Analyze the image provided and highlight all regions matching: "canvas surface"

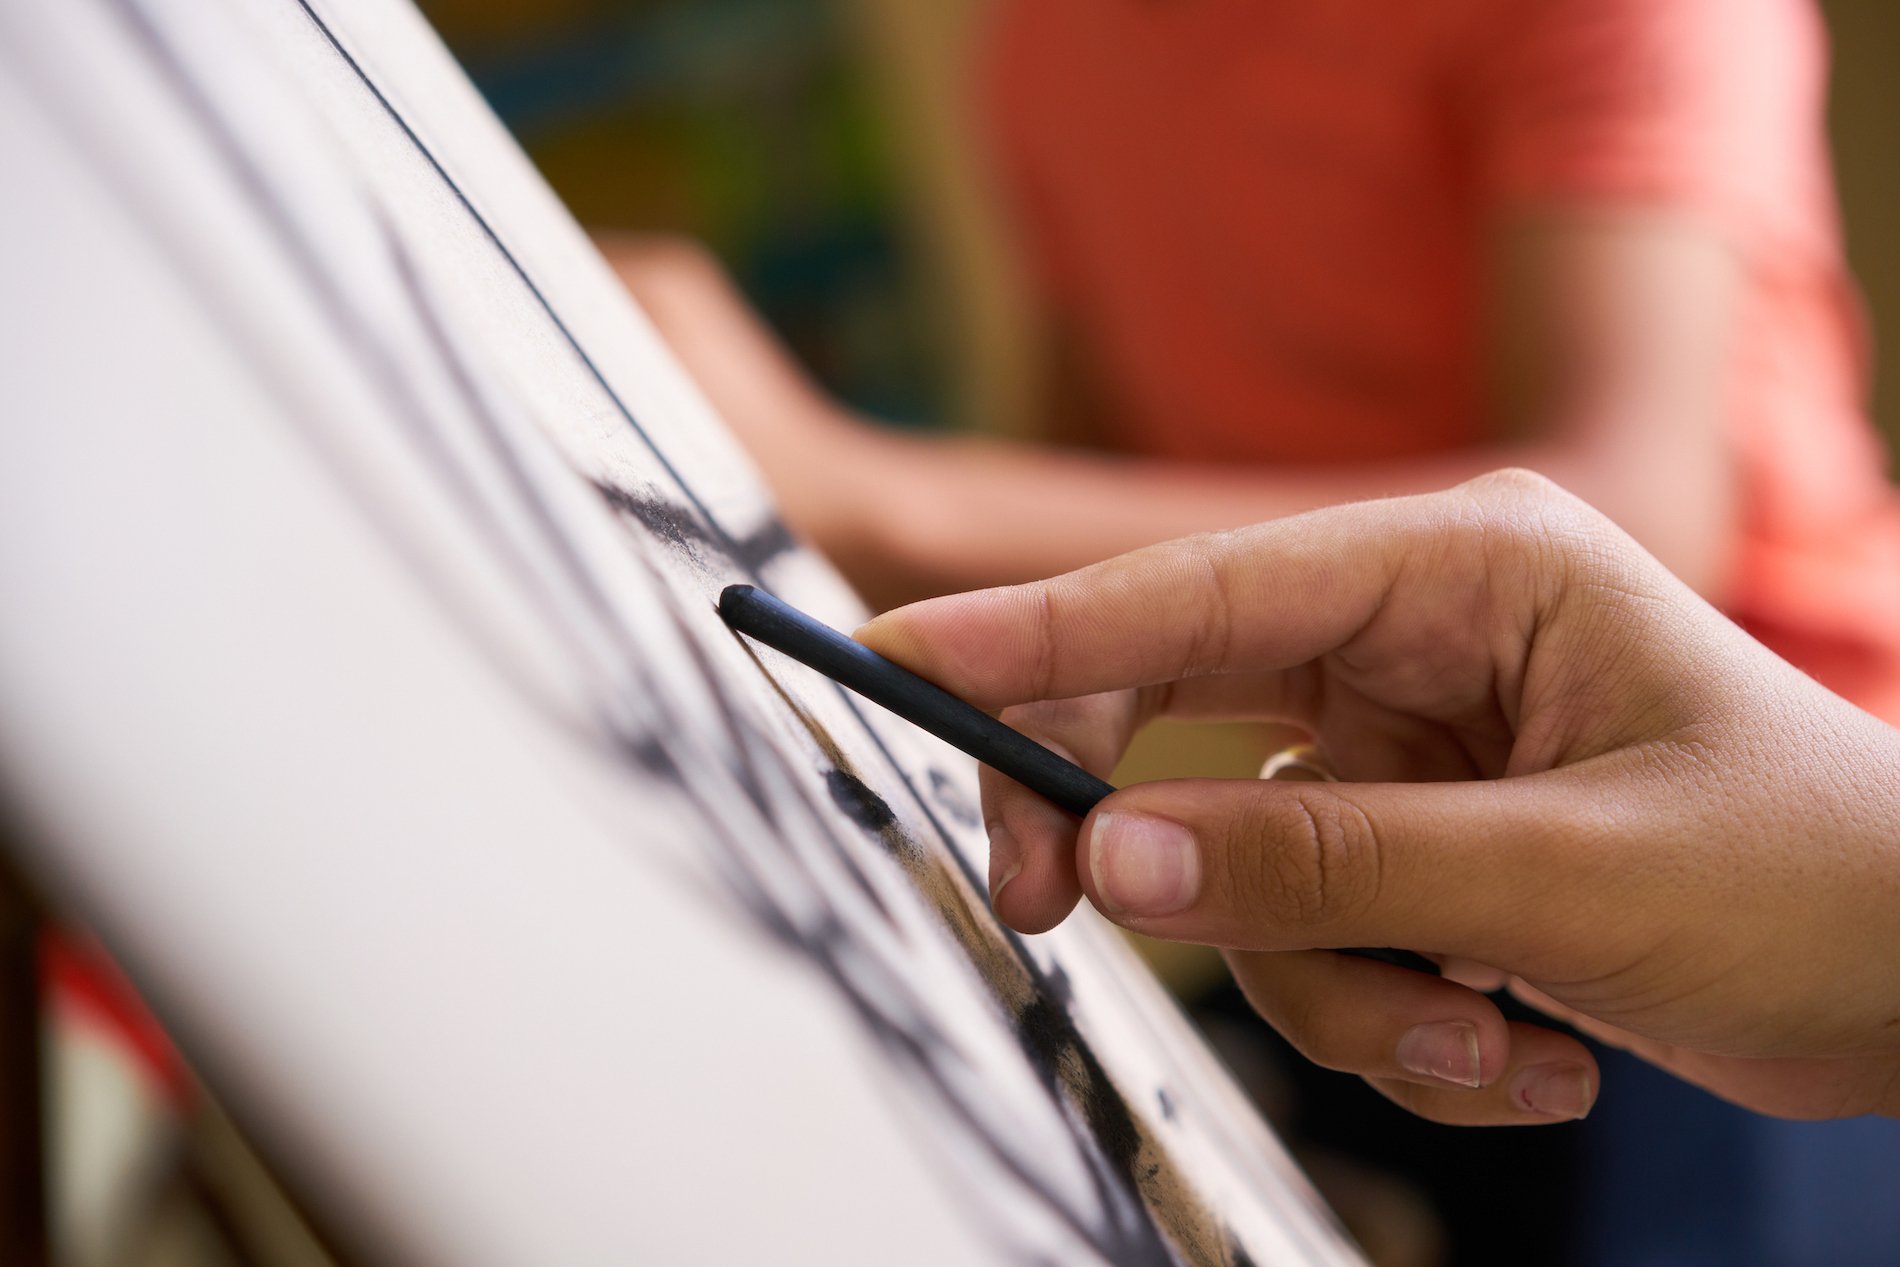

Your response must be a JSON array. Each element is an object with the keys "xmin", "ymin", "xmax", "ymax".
[{"xmin": 0, "ymin": 2, "xmax": 1365, "ymax": 1262}]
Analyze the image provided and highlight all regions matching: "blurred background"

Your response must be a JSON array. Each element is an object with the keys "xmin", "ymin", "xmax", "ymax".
[
  {"xmin": 16, "ymin": 2, "xmax": 1900, "ymax": 1265},
  {"xmin": 411, "ymin": 0, "xmax": 1900, "ymax": 450}
]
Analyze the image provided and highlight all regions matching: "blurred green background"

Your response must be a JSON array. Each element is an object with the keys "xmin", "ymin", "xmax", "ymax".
[{"xmin": 418, "ymin": 0, "xmax": 944, "ymax": 428}]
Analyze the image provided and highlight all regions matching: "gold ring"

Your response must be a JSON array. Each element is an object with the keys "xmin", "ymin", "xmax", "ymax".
[{"xmin": 1259, "ymin": 742, "xmax": 1335, "ymax": 783}]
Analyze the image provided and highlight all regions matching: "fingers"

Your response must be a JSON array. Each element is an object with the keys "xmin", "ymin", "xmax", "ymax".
[
  {"xmin": 856, "ymin": 472, "xmax": 1611, "ymax": 715},
  {"xmin": 984, "ymin": 692, "xmax": 1147, "ymax": 933},
  {"xmin": 1364, "ymin": 1021, "xmax": 1598, "ymax": 1125},
  {"xmin": 1226, "ymin": 950, "xmax": 1505, "ymax": 1089},
  {"xmin": 1226, "ymin": 950, "xmax": 1598, "ymax": 1124},
  {"xmin": 1074, "ymin": 773, "xmax": 1604, "ymax": 973},
  {"xmin": 856, "ymin": 493, "xmax": 1460, "ymax": 712}
]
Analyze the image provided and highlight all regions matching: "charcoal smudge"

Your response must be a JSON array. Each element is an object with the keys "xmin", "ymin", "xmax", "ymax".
[
  {"xmin": 826, "ymin": 766, "xmax": 898, "ymax": 834},
  {"xmin": 594, "ymin": 480, "xmax": 795, "ymax": 573},
  {"xmin": 1018, "ymin": 989, "xmax": 1145, "ymax": 1179}
]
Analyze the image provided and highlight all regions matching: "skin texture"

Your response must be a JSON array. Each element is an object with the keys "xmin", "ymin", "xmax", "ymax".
[
  {"xmin": 600, "ymin": 214, "xmax": 1739, "ymax": 611},
  {"xmin": 857, "ymin": 472, "xmax": 1900, "ymax": 1127}
]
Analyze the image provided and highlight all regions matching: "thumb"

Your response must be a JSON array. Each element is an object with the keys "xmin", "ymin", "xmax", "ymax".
[{"xmin": 1076, "ymin": 774, "xmax": 1605, "ymax": 971}]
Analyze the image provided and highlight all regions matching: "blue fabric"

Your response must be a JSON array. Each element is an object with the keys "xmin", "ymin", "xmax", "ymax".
[{"xmin": 1576, "ymin": 1045, "xmax": 1900, "ymax": 1267}]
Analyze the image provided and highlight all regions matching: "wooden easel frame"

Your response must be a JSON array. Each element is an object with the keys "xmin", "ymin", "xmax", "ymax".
[{"xmin": 0, "ymin": 841, "xmax": 47, "ymax": 1266}]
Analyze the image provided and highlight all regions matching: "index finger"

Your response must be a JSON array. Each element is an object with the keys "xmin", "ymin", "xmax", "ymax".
[{"xmin": 856, "ymin": 491, "xmax": 1463, "ymax": 711}]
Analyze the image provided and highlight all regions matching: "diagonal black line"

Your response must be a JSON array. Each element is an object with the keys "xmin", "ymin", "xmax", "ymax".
[
  {"xmin": 25, "ymin": 6, "xmax": 1269, "ymax": 1259},
  {"xmin": 270, "ymin": 19, "xmax": 1264, "ymax": 1258},
  {"xmin": 283, "ymin": 0, "xmax": 996, "ymax": 901},
  {"xmin": 288, "ymin": 0, "xmax": 733, "ymax": 553}
]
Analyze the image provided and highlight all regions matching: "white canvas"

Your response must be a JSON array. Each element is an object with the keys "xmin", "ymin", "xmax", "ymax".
[{"xmin": 0, "ymin": 2, "xmax": 1367, "ymax": 1263}]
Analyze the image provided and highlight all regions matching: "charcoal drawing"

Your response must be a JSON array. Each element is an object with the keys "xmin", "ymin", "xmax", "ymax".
[{"xmin": 0, "ymin": 0, "xmax": 1367, "ymax": 1261}]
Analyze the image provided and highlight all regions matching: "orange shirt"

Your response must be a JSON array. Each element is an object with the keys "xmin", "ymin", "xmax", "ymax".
[{"xmin": 984, "ymin": 0, "xmax": 1900, "ymax": 719}]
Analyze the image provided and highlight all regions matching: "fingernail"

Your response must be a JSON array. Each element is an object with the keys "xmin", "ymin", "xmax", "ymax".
[
  {"xmin": 1395, "ymin": 1021, "xmax": 1482, "ymax": 1088},
  {"xmin": 1089, "ymin": 812, "xmax": 1199, "ymax": 916},
  {"xmin": 1511, "ymin": 1063, "xmax": 1593, "ymax": 1119},
  {"xmin": 987, "ymin": 822, "xmax": 1023, "ymax": 905}
]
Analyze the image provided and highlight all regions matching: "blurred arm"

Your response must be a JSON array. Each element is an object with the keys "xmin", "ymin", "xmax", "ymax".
[{"xmin": 603, "ymin": 215, "xmax": 1740, "ymax": 610}]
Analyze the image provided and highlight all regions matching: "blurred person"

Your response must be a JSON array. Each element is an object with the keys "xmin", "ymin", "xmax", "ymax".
[
  {"xmin": 612, "ymin": 0, "xmax": 1900, "ymax": 702},
  {"xmin": 602, "ymin": 0, "xmax": 1900, "ymax": 1261}
]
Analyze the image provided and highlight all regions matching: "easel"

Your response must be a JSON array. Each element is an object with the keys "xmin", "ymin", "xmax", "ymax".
[{"xmin": 0, "ymin": 842, "xmax": 47, "ymax": 1265}]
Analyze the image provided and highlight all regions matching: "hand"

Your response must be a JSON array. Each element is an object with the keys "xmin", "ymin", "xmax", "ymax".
[{"xmin": 858, "ymin": 470, "xmax": 1900, "ymax": 1126}]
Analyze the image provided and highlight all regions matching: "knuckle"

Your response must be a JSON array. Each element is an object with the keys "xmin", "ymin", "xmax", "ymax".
[
  {"xmin": 1456, "ymin": 468, "xmax": 1576, "ymax": 539},
  {"xmin": 1242, "ymin": 790, "xmax": 1383, "ymax": 930},
  {"xmin": 1180, "ymin": 542, "xmax": 1238, "ymax": 677},
  {"xmin": 1274, "ymin": 993, "xmax": 1358, "ymax": 1073},
  {"xmin": 1465, "ymin": 466, "xmax": 1560, "ymax": 501},
  {"xmin": 1450, "ymin": 468, "xmax": 1612, "ymax": 588},
  {"xmin": 1030, "ymin": 584, "xmax": 1061, "ymax": 702},
  {"xmin": 1228, "ymin": 956, "xmax": 1356, "ymax": 1072}
]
